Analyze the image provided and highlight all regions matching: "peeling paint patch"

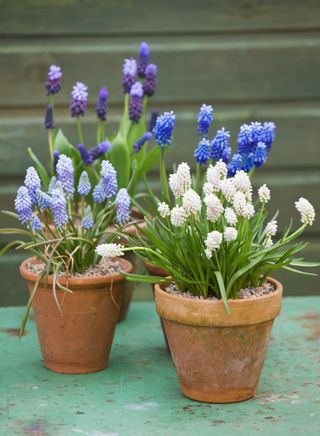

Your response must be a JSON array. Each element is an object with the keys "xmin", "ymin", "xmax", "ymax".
[
  {"xmin": 256, "ymin": 393, "xmax": 299, "ymax": 403},
  {"xmin": 125, "ymin": 402, "xmax": 158, "ymax": 411},
  {"xmin": 0, "ymin": 327, "xmax": 26, "ymax": 336}
]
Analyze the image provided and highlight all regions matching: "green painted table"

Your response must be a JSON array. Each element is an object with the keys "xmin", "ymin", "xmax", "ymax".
[{"xmin": 0, "ymin": 299, "xmax": 320, "ymax": 436}]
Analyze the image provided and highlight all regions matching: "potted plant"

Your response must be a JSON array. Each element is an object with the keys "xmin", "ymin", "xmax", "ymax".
[
  {"xmin": 97, "ymin": 109, "xmax": 318, "ymax": 402},
  {"xmin": 0, "ymin": 156, "xmax": 133, "ymax": 374}
]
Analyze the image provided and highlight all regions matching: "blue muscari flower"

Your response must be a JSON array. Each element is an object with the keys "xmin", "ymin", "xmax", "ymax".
[
  {"xmin": 260, "ymin": 122, "xmax": 276, "ymax": 151},
  {"xmin": 242, "ymin": 152, "xmax": 255, "ymax": 172},
  {"xmin": 148, "ymin": 111, "xmax": 159, "ymax": 132},
  {"xmin": 227, "ymin": 153, "xmax": 243, "ymax": 176},
  {"xmin": 211, "ymin": 128, "xmax": 230, "ymax": 160},
  {"xmin": 153, "ymin": 111, "xmax": 176, "ymax": 147},
  {"xmin": 81, "ymin": 205, "xmax": 94, "ymax": 230},
  {"xmin": 92, "ymin": 181, "xmax": 107, "ymax": 203},
  {"xmin": 129, "ymin": 82, "xmax": 144, "ymax": 122},
  {"xmin": 24, "ymin": 167, "xmax": 41, "ymax": 206},
  {"xmin": 48, "ymin": 176, "xmax": 57, "ymax": 194},
  {"xmin": 194, "ymin": 138, "xmax": 211, "ymax": 164},
  {"xmin": 77, "ymin": 171, "xmax": 91, "ymax": 196},
  {"xmin": 101, "ymin": 160, "xmax": 117, "ymax": 198},
  {"xmin": 197, "ymin": 104, "xmax": 214, "ymax": 136},
  {"xmin": 56, "ymin": 154, "xmax": 74, "ymax": 197},
  {"xmin": 116, "ymin": 188, "xmax": 131, "ymax": 225},
  {"xmin": 78, "ymin": 143, "xmax": 93, "ymax": 166},
  {"xmin": 254, "ymin": 142, "xmax": 268, "ymax": 168},
  {"xmin": 53, "ymin": 150, "xmax": 59, "ymax": 171},
  {"xmin": 44, "ymin": 104, "xmax": 55, "ymax": 129},
  {"xmin": 221, "ymin": 146, "xmax": 232, "ymax": 163},
  {"xmin": 138, "ymin": 42, "xmax": 150, "ymax": 78},
  {"xmin": 69, "ymin": 82, "xmax": 88, "ymax": 117},
  {"xmin": 143, "ymin": 64, "xmax": 157, "ymax": 97},
  {"xmin": 15, "ymin": 186, "xmax": 33, "ymax": 224},
  {"xmin": 37, "ymin": 190, "xmax": 52, "ymax": 209},
  {"xmin": 30, "ymin": 215, "xmax": 42, "ymax": 232},
  {"xmin": 50, "ymin": 188, "xmax": 69, "ymax": 228},
  {"xmin": 45, "ymin": 65, "xmax": 62, "ymax": 96},
  {"xmin": 90, "ymin": 141, "xmax": 112, "ymax": 160},
  {"xmin": 237, "ymin": 123, "xmax": 253, "ymax": 155},
  {"xmin": 133, "ymin": 132, "xmax": 152, "ymax": 153},
  {"xmin": 122, "ymin": 58, "xmax": 137, "ymax": 93},
  {"xmin": 96, "ymin": 86, "xmax": 108, "ymax": 121}
]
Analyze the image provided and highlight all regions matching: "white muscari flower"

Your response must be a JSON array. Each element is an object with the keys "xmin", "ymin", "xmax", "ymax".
[
  {"xmin": 224, "ymin": 227, "xmax": 238, "ymax": 243},
  {"xmin": 182, "ymin": 189, "xmax": 201, "ymax": 216},
  {"xmin": 206, "ymin": 165, "xmax": 222, "ymax": 191},
  {"xmin": 158, "ymin": 202, "xmax": 170, "ymax": 218},
  {"xmin": 265, "ymin": 220, "xmax": 277, "ymax": 237},
  {"xmin": 295, "ymin": 197, "xmax": 315, "ymax": 226},
  {"xmin": 258, "ymin": 184, "xmax": 271, "ymax": 203},
  {"xmin": 232, "ymin": 170, "xmax": 252, "ymax": 194},
  {"xmin": 204, "ymin": 193, "xmax": 224, "ymax": 222},
  {"xmin": 169, "ymin": 173, "xmax": 181, "ymax": 198},
  {"xmin": 220, "ymin": 178, "xmax": 236, "ymax": 202},
  {"xmin": 214, "ymin": 160, "xmax": 228, "ymax": 179},
  {"xmin": 224, "ymin": 207, "xmax": 237, "ymax": 225},
  {"xmin": 263, "ymin": 236, "xmax": 273, "ymax": 248},
  {"xmin": 95, "ymin": 243, "xmax": 125, "ymax": 258},
  {"xmin": 169, "ymin": 162, "xmax": 192, "ymax": 198},
  {"xmin": 233, "ymin": 191, "xmax": 255, "ymax": 219},
  {"xmin": 203, "ymin": 182, "xmax": 214, "ymax": 196},
  {"xmin": 170, "ymin": 206, "xmax": 187, "ymax": 227},
  {"xmin": 205, "ymin": 230, "xmax": 223, "ymax": 258}
]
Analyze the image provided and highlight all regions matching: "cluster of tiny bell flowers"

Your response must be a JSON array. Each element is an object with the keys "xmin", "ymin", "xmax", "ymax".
[
  {"xmin": 156, "ymin": 160, "xmax": 315, "ymax": 259},
  {"xmin": 14, "ymin": 156, "xmax": 131, "ymax": 232}
]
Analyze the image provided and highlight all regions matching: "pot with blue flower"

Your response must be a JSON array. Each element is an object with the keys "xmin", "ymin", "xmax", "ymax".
[{"xmin": 1, "ymin": 157, "xmax": 133, "ymax": 374}]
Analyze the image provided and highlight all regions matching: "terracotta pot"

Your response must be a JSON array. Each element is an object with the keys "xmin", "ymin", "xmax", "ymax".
[
  {"xmin": 155, "ymin": 277, "xmax": 282, "ymax": 403},
  {"xmin": 144, "ymin": 261, "xmax": 170, "ymax": 350},
  {"xmin": 20, "ymin": 256, "xmax": 133, "ymax": 374}
]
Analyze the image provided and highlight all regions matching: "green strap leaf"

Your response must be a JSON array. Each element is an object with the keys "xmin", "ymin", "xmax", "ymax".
[{"xmin": 214, "ymin": 271, "xmax": 231, "ymax": 315}]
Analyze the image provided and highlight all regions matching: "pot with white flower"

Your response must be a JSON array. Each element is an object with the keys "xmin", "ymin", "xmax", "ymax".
[
  {"xmin": 98, "ymin": 142, "xmax": 318, "ymax": 401},
  {"xmin": 1, "ymin": 156, "xmax": 133, "ymax": 374}
]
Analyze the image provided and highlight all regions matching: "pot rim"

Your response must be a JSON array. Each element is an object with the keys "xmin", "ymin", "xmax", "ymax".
[
  {"xmin": 20, "ymin": 256, "xmax": 133, "ymax": 288},
  {"xmin": 154, "ymin": 277, "xmax": 283, "ymax": 327}
]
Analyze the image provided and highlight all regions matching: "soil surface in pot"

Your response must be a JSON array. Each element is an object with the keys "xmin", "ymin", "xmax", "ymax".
[
  {"xmin": 165, "ymin": 281, "xmax": 275, "ymax": 300},
  {"xmin": 26, "ymin": 260, "xmax": 121, "ymax": 278}
]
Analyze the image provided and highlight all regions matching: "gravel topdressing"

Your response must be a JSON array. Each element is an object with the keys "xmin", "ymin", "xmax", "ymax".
[{"xmin": 27, "ymin": 260, "xmax": 121, "ymax": 278}]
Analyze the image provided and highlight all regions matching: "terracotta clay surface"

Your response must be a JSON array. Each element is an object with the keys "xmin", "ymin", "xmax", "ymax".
[
  {"xmin": 20, "ymin": 256, "xmax": 133, "ymax": 374},
  {"xmin": 155, "ymin": 278, "xmax": 283, "ymax": 403}
]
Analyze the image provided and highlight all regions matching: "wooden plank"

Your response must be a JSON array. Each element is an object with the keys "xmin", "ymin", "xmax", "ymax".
[
  {"xmin": 0, "ymin": 103, "xmax": 319, "ymax": 177},
  {"xmin": 1, "ymin": 33, "xmax": 320, "ymax": 106},
  {"xmin": 1, "ymin": 0, "xmax": 320, "ymax": 36}
]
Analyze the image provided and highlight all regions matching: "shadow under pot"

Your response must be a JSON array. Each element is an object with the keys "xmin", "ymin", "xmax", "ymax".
[
  {"xmin": 20, "ymin": 256, "xmax": 133, "ymax": 374},
  {"xmin": 154, "ymin": 278, "xmax": 282, "ymax": 403}
]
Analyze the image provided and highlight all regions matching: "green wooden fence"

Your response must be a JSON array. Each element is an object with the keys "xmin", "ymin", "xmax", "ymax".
[{"xmin": 0, "ymin": 0, "xmax": 319, "ymax": 305}]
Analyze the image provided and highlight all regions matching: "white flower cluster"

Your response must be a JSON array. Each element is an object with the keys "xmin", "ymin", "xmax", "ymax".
[
  {"xmin": 224, "ymin": 227, "xmax": 238, "ymax": 243},
  {"xmin": 295, "ymin": 197, "xmax": 315, "ymax": 226},
  {"xmin": 233, "ymin": 191, "xmax": 255, "ymax": 219},
  {"xmin": 224, "ymin": 207, "xmax": 237, "ymax": 225},
  {"xmin": 258, "ymin": 184, "xmax": 270, "ymax": 203},
  {"xmin": 205, "ymin": 230, "xmax": 223, "ymax": 258},
  {"xmin": 169, "ymin": 162, "xmax": 192, "ymax": 198},
  {"xmin": 206, "ymin": 161, "xmax": 227, "ymax": 193},
  {"xmin": 232, "ymin": 170, "xmax": 252, "ymax": 195},
  {"xmin": 265, "ymin": 220, "xmax": 277, "ymax": 237},
  {"xmin": 95, "ymin": 243, "xmax": 124, "ymax": 258},
  {"xmin": 204, "ymin": 193, "xmax": 224, "ymax": 222},
  {"xmin": 158, "ymin": 202, "xmax": 170, "ymax": 218},
  {"xmin": 170, "ymin": 206, "xmax": 187, "ymax": 227},
  {"xmin": 182, "ymin": 189, "xmax": 202, "ymax": 216}
]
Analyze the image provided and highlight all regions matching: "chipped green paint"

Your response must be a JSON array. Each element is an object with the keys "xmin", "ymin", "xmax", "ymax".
[{"xmin": 0, "ymin": 299, "xmax": 320, "ymax": 435}]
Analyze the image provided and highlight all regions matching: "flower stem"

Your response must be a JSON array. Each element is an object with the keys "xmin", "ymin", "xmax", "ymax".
[{"xmin": 77, "ymin": 117, "xmax": 84, "ymax": 144}]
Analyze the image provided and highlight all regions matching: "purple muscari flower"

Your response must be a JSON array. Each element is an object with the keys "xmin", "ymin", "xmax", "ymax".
[
  {"xmin": 53, "ymin": 150, "xmax": 59, "ymax": 171},
  {"xmin": 37, "ymin": 190, "xmax": 52, "ymax": 209},
  {"xmin": 138, "ymin": 42, "xmax": 150, "ymax": 78},
  {"xmin": 194, "ymin": 139, "xmax": 211, "ymax": 164},
  {"xmin": 30, "ymin": 215, "xmax": 42, "ymax": 233},
  {"xmin": 133, "ymin": 132, "xmax": 152, "ymax": 153},
  {"xmin": 101, "ymin": 160, "xmax": 117, "ymax": 198},
  {"xmin": 197, "ymin": 104, "xmax": 214, "ymax": 136},
  {"xmin": 48, "ymin": 176, "xmax": 57, "ymax": 194},
  {"xmin": 15, "ymin": 186, "xmax": 33, "ymax": 224},
  {"xmin": 45, "ymin": 65, "xmax": 62, "ymax": 95},
  {"xmin": 227, "ymin": 153, "xmax": 243, "ymax": 176},
  {"xmin": 122, "ymin": 58, "xmax": 137, "ymax": 93},
  {"xmin": 254, "ymin": 142, "xmax": 268, "ymax": 168},
  {"xmin": 81, "ymin": 206, "xmax": 94, "ymax": 230},
  {"xmin": 147, "ymin": 111, "xmax": 159, "ymax": 132},
  {"xmin": 77, "ymin": 171, "xmax": 91, "ymax": 196},
  {"xmin": 143, "ymin": 64, "xmax": 157, "ymax": 97},
  {"xmin": 92, "ymin": 181, "xmax": 107, "ymax": 203},
  {"xmin": 211, "ymin": 128, "xmax": 230, "ymax": 160},
  {"xmin": 260, "ymin": 122, "xmax": 276, "ymax": 151},
  {"xmin": 77, "ymin": 143, "xmax": 93, "ymax": 166},
  {"xmin": 50, "ymin": 188, "xmax": 69, "ymax": 228},
  {"xmin": 153, "ymin": 111, "xmax": 176, "ymax": 147},
  {"xmin": 90, "ymin": 141, "xmax": 112, "ymax": 160},
  {"xmin": 129, "ymin": 82, "xmax": 144, "ymax": 122},
  {"xmin": 242, "ymin": 152, "xmax": 255, "ymax": 172},
  {"xmin": 221, "ymin": 146, "xmax": 232, "ymax": 163},
  {"xmin": 56, "ymin": 154, "xmax": 74, "ymax": 197},
  {"xmin": 69, "ymin": 82, "xmax": 88, "ymax": 117},
  {"xmin": 96, "ymin": 86, "xmax": 109, "ymax": 121},
  {"xmin": 116, "ymin": 188, "xmax": 131, "ymax": 225},
  {"xmin": 44, "ymin": 104, "xmax": 55, "ymax": 129},
  {"xmin": 24, "ymin": 167, "xmax": 41, "ymax": 206}
]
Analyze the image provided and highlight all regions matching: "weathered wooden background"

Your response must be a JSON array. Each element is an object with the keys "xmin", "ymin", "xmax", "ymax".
[{"xmin": 0, "ymin": 0, "xmax": 319, "ymax": 305}]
